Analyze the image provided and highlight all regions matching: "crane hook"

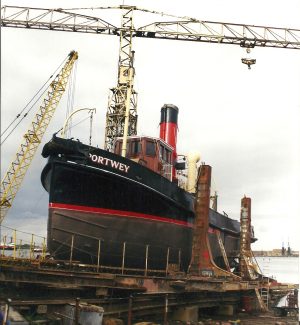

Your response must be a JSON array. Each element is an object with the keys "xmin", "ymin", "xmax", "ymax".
[{"xmin": 241, "ymin": 47, "xmax": 256, "ymax": 69}]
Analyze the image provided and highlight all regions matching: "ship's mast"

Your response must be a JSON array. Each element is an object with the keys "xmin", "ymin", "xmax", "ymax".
[{"xmin": 104, "ymin": 5, "xmax": 138, "ymax": 153}]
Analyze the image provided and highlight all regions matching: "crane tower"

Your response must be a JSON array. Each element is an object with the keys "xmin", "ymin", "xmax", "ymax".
[
  {"xmin": 105, "ymin": 6, "xmax": 138, "ymax": 153},
  {"xmin": 0, "ymin": 51, "xmax": 78, "ymax": 224},
  {"xmin": 2, "ymin": 5, "xmax": 299, "ymax": 154}
]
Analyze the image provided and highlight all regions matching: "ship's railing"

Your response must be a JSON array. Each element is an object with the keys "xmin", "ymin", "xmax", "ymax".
[
  {"xmin": 161, "ymin": 162, "xmax": 172, "ymax": 181},
  {"xmin": 0, "ymin": 225, "xmax": 184, "ymax": 277},
  {"xmin": 177, "ymin": 170, "xmax": 188, "ymax": 190},
  {"xmin": 0, "ymin": 225, "xmax": 47, "ymax": 260},
  {"xmin": 54, "ymin": 230, "xmax": 184, "ymax": 276}
]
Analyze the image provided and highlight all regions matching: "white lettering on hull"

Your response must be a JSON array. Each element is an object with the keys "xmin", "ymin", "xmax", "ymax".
[{"xmin": 89, "ymin": 154, "xmax": 130, "ymax": 173}]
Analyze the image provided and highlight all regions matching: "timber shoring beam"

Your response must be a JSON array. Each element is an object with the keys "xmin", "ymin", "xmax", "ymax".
[
  {"xmin": 0, "ymin": 292, "xmax": 241, "ymax": 319},
  {"xmin": 0, "ymin": 258, "xmax": 282, "ymax": 319},
  {"xmin": 0, "ymin": 257, "xmax": 263, "ymax": 294},
  {"xmin": 0, "ymin": 255, "xmax": 275, "ymax": 321}
]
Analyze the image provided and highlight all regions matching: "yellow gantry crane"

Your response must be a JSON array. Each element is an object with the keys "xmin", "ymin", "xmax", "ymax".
[{"xmin": 0, "ymin": 50, "xmax": 78, "ymax": 224}]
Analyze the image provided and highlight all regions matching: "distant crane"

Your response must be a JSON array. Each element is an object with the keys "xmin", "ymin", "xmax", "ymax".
[
  {"xmin": 0, "ymin": 50, "xmax": 78, "ymax": 224},
  {"xmin": 1, "ymin": 5, "xmax": 300, "ymax": 151}
]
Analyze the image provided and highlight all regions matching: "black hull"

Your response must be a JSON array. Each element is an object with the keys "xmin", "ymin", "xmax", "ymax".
[
  {"xmin": 41, "ymin": 136, "xmax": 251, "ymax": 271},
  {"xmin": 45, "ymin": 159, "xmax": 193, "ymax": 270},
  {"xmin": 49, "ymin": 206, "xmax": 192, "ymax": 270}
]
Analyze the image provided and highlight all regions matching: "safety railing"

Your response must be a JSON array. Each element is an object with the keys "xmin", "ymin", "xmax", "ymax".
[
  {"xmin": 54, "ymin": 229, "xmax": 184, "ymax": 276},
  {"xmin": 0, "ymin": 225, "xmax": 185, "ymax": 277},
  {"xmin": 161, "ymin": 162, "xmax": 172, "ymax": 181},
  {"xmin": 0, "ymin": 225, "xmax": 47, "ymax": 260}
]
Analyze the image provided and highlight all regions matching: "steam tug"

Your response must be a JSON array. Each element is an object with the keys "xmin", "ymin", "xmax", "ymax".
[{"xmin": 41, "ymin": 104, "xmax": 249, "ymax": 271}]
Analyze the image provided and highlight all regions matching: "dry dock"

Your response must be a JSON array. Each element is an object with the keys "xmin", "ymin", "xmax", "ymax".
[
  {"xmin": 0, "ymin": 255, "xmax": 298, "ymax": 323},
  {"xmin": 0, "ymin": 165, "xmax": 298, "ymax": 323}
]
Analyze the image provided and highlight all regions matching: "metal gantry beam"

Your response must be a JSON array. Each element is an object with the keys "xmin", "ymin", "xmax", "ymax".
[
  {"xmin": 137, "ymin": 20, "xmax": 300, "ymax": 49},
  {"xmin": 2, "ymin": 5, "xmax": 300, "ymax": 149},
  {"xmin": 2, "ymin": 6, "xmax": 300, "ymax": 49},
  {"xmin": 1, "ymin": 5, "xmax": 118, "ymax": 34}
]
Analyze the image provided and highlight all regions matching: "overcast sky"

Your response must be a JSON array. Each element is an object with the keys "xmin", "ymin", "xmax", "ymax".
[{"xmin": 1, "ymin": 0, "xmax": 300, "ymax": 252}]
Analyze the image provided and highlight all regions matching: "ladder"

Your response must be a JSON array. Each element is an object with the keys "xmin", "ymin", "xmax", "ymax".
[
  {"xmin": 260, "ymin": 287, "xmax": 269, "ymax": 309},
  {"xmin": 260, "ymin": 276, "xmax": 270, "ymax": 309},
  {"xmin": 259, "ymin": 258, "xmax": 270, "ymax": 309},
  {"xmin": 255, "ymin": 288, "xmax": 268, "ymax": 311},
  {"xmin": 216, "ymin": 230, "xmax": 231, "ymax": 272}
]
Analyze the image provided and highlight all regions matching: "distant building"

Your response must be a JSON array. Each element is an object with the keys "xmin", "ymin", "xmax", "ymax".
[{"xmin": 253, "ymin": 249, "xmax": 299, "ymax": 257}]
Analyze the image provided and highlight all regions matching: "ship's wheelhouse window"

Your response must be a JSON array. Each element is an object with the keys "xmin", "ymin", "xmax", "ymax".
[
  {"xmin": 131, "ymin": 140, "xmax": 141, "ymax": 156},
  {"xmin": 146, "ymin": 140, "xmax": 156, "ymax": 156},
  {"xmin": 126, "ymin": 141, "xmax": 130, "ymax": 157},
  {"xmin": 159, "ymin": 144, "xmax": 172, "ymax": 163},
  {"xmin": 114, "ymin": 140, "xmax": 133, "ymax": 156},
  {"xmin": 159, "ymin": 144, "xmax": 164, "ymax": 160},
  {"xmin": 165, "ymin": 149, "xmax": 171, "ymax": 163},
  {"xmin": 114, "ymin": 141, "xmax": 120, "ymax": 155}
]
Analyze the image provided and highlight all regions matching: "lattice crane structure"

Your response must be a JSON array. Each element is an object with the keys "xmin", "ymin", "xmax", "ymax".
[
  {"xmin": 105, "ymin": 6, "xmax": 138, "ymax": 153},
  {"xmin": 2, "ymin": 5, "xmax": 300, "ymax": 153},
  {"xmin": 0, "ymin": 51, "xmax": 78, "ymax": 224}
]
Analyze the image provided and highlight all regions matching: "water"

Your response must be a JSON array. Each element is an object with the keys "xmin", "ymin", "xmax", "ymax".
[
  {"xmin": 255, "ymin": 256, "xmax": 299, "ymax": 284},
  {"xmin": 1, "ymin": 248, "xmax": 41, "ymax": 259}
]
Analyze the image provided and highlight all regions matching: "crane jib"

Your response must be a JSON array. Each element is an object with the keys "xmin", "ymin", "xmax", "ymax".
[{"xmin": 0, "ymin": 51, "xmax": 78, "ymax": 224}]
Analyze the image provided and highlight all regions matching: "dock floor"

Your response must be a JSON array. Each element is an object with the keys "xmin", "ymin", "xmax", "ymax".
[{"xmin": 0, "ymin": 256, "xmax": 298, "ymax": 323}]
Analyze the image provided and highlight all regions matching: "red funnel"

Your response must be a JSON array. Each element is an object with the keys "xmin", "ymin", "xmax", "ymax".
[{"xmin": 159, "ymin": 104, "xmax": 178, "ymax": 181}]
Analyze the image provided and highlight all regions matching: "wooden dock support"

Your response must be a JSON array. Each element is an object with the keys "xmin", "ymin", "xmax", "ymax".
[
  {"xmin": 171, "ymin": 306, "xmax": 198, "ymax": 323},
  {"xmin": 127, "ymin": 295, "xmax": 133, "ymax": 325}
]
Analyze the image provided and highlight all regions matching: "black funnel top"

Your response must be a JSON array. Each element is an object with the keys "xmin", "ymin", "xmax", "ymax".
[{"xmin": 160, "ymin": 104, "xmax": 179, "ymax": 124}]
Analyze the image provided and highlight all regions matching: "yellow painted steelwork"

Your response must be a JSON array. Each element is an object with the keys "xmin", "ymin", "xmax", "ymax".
[{"xmin": 0, "ymin": 50, "xmax": 78, "ymax": 224}]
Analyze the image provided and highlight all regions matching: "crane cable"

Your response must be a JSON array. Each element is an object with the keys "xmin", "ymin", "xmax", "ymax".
[
  {"xmin": 64, "ymin": 59, "xmax": 78, "ymax": 139},
  {"xmin": 61, "ymin": 6, "xmax": 197, "ymax": 22},
  {"xmin": 1, "ymin": 81, "xmax": 51, "ymax": 144},
  {"xmin": 1, "ymin": 53, "xmax": 71, "ymax": 145}
]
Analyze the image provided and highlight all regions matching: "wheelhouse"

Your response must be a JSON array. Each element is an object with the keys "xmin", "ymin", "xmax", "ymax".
[{"xmin": 114, "ymin": 136, "xmax": 174, "ymax": 181}]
